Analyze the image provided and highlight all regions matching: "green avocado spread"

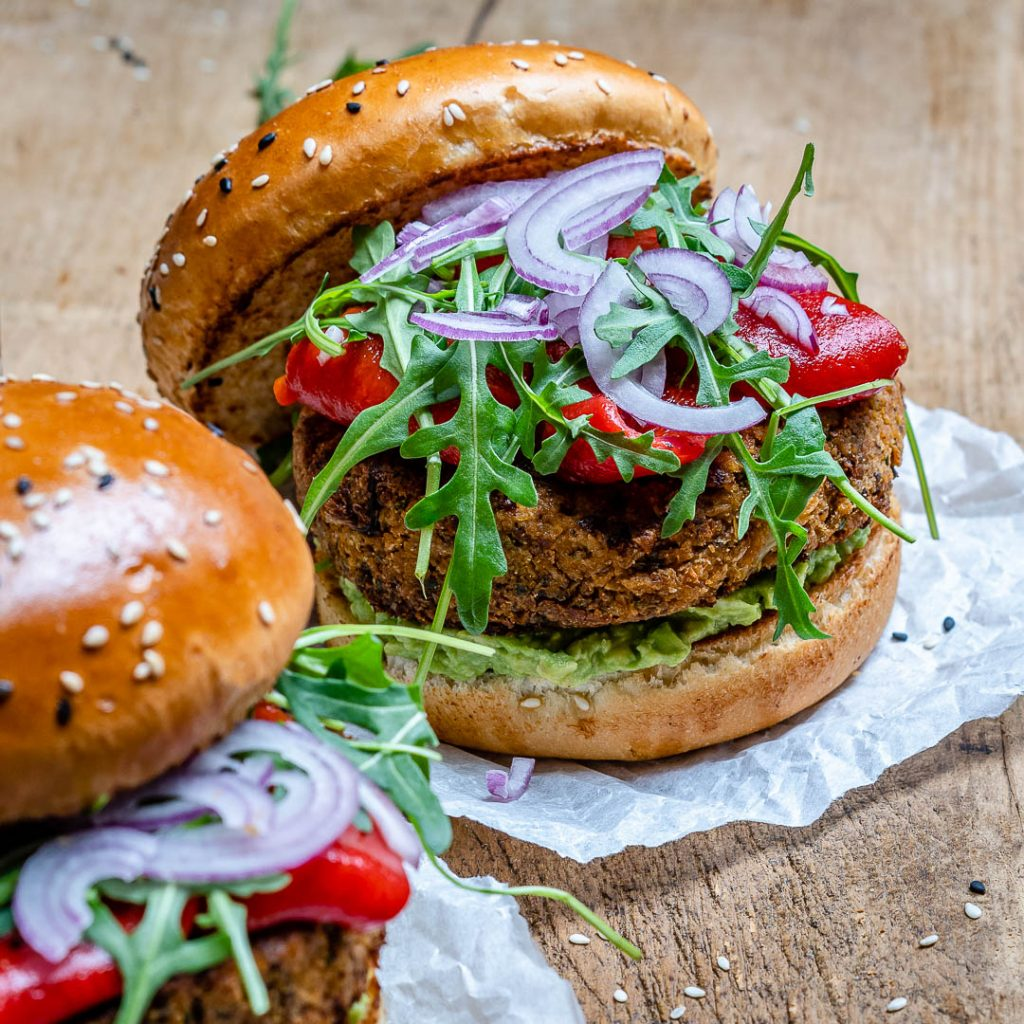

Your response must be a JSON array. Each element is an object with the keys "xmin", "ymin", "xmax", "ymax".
[{"xmin": 340, "ymin": 528, "xmax": 869, "ymax": 689}]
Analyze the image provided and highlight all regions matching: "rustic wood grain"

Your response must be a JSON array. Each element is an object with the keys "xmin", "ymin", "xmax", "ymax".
[{"xmin": 1, "ymin": 1, "xmax": 1021, "ymax": 1021}]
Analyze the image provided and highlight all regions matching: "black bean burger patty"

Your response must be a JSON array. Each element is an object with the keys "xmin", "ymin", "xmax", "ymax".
[
  {"xmin": 84, "ymin": 923, "xmax": 381, "ymax": 1024},
  {"xmin": 294, "ymin": 386, "xmax": 904, "ymax": 632}
]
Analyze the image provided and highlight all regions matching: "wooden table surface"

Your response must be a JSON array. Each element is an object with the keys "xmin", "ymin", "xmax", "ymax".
[{"xmin": 2, "ymin": 1, "xmax": 1022, "ymax": 1021}]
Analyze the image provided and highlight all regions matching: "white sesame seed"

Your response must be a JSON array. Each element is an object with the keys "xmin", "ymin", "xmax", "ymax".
[
  {"xmin": 651, "ymin": 73, "xmax": 668, "ymax": 83},
  {"xmin": 303, "ymin": 137, "xmax": 317, "ymax": 158},
  {"xmin": 554, "ymin": 53, "xmax": 569, "ymax": 66},
  {"xmin": 143, "ymin": 417, "xmax": 159, "ymax": 431},
  {"xmin": 371, "ymin": 66, "xmax": 386, "ymax": 74},
  {"xmin": 82, "ymin": 625, "xmax": 110, "ymax": 650},
  {"xmin": 22, "ymin": 493, "xmax": 45, "ymax": 510},
  {"xmin": 306, "ymin": 78, "xmax": 333, "ymax": 94},
  {"xmin": 887, "ymin": 997, "xmax": 908, "ymax": 1013},
  {"xmin": 251, "ymin": 174, "xmax": 270, "ymax": 189},
  {"xmin": 120, "ymin": 601, "xmax": 145, "ymax": 627},
  {"xmin": 115, "ymin": 400, "xmax": 133, "ymax": 414},
  {"xmin": 397, "ymin": 79, "xmax": 410, "ymax": 96},
  {"xmin": 182, "ymin": 188, "xmax": 194, "ymax": 204},
  {"xmin": 568, "ymin": 50, "xmax": 585, "ymax": 60},
  {"xmin": 448, "ymin": 101, "xmax": 466, "ymax": 121},
  {"xmin": 30, "ymin": 511, "xmax": 51, "ymax": 531},
  {"xmin": 919, "ymin": 933, "xmax": 939, "ymax": 947},
  {"xmin": 97, "ymin": 698, "xmax": 116, "ymax": 713},
  {"xmin": 684, "ymin": 986, "xmax": 706, "ymax": 999},
  {"xmin": 64, "ymin": 452, "xmax": 86, "ymax": 469},
  {"xmin": 717, "ymin": 955, "xmax": 731, "ymax": 971},
  {"xmin": 172, "ymin": 252, "xmax": 186, "ymax": 268},
  {"xmin": 922, "ymin": 635, "xmax": 940, "ymax": 650},
  {"xmin": 596, "ymin": 78, "xmax": 612, "ymax": 95},
  {"xmin": 965, "ymin": 902, "xmax": 982, "ymax": 919},
  {"xmin": 4, "ymin": 437, "xmax": 24, "ymax": 451},
  {"xmin": 132, "ymin": 661, "xmax": 152, "ymax": 682},
  {"xmin": 3, "ymin": 413, "xmax": 21, "ymax": 428},
  {"xmin": 625, "ymin": 59, "xmax": 637, "ymax": 68},
  {"xmin": 144, "ymin": 482, "xmax": 166, "ymax": 500},
  {"xmin": 573, "ymin": 694, "xmax": 591, "ymax": 711},
  {"xmin": 87, "ymin": 458, "xmax": 108, "ymax": 478},
  {"xmin": 257, "ymin": 600, "xmax": 276, "ymax": 626},
  {"xmin": 202, "ymin": 235, "xmax": 218, "ymax": 247},
  {"xmin": 520, "ymin": 697, "xmax": 542, "ymax": 709},
  {"xmin": 442, "ymin": 105, "xmax": 455, "ymax": 127},
  {"xmin": 670, "ymin": 1008, "xmax": 686, "ymax": 1021},
  {"xmin": 59, "ymin": 670, "xmax": 85, "ymax": 694},
  {"xmin": 0, "ymin": 521, "xmax": 17, "ymax": 539},
  {"xmin": 143, "ymin": 649, "xmax": 166, "ymax": 678},
  {"xmin": 196, "ymin": 208, "xmax": 208, "ymax": 228},
  {"xmin": 7, "ymin": 536, "xmax": 24, "ymax": 560},
  {"xmin": 567, "ymin": 933, "xmax": 590, "ymax": 945},
  {"xmin": 31, "ymin": 373, "xmax": 55, "ymax": 382},
  {"xmin": 55, "ymin": 391, "xmax": 78, "ymax": 403},
  {"xmin": 511, "ymin": 59, "xmax": 530, "ymax": 70},
  {"xmin": 318, "ymin": 145, "xmax": 333, "ymax": 167},
  {"xmin": 54, "ymin": 488, "xmax": 73, "ymax": 508},
  {"xmin": 352, "ymin": 80, "xmax": 366, "ymax": 95},
  {"xmin": 141, "ymin": 620, "xmax": 164, "ymax": 648},
  {"xmin": 241, "ymin": 459, "xmax": 259, "ymax": 474},
  {"xmin": 159, "ymin": 262, "xmax": 169, "ymax": 275},
  {"xmin": 166, "ymin": 539, "xmax": 189, "ymax": 562},
  {"xmin": 144, "ymin": 459, "xmax": 170, "ymax": 478},
  {"xmin": 203, "ymin": 509, "xmax": 222, "ymax": 526},
  {"xmin": 612, "ymin": 989, "xmax": 628, "ymax": 1004},
  {"xmin": 80, "ymin": 381, "xmax": 101, "ymax": 389},
  {"xmin": 521, "ymin": 38, "xmax": 539, "ymax": 44}
]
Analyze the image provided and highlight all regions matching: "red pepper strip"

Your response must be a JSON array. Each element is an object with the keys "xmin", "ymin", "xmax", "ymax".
[{"xmin": 606, "ymin": 227, "xmax": 661, "ymax": 260}]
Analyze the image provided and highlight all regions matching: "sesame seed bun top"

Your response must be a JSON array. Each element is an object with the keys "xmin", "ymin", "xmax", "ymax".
[
  {"xmin": 0, "ymin": 377, "xmax": 314, "ymax": 825},
  {"xmin": 140, "ymin": 41, "xmax": 717, "ymax": 445}
]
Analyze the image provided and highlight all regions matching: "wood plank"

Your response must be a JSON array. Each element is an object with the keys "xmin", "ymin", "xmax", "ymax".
[{"xmin": 1, "ymin": 1, "xmax": 1021, "ymax": 1021}]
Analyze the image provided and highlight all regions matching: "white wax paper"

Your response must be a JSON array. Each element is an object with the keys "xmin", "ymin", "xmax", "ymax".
[
  {"xmin": 379, "ymin": 860, "xmax": 584, "ymax": 1023},
  {"xmin": 428, "ymin": 402, "xmax": 1024, "ymax": 861}
]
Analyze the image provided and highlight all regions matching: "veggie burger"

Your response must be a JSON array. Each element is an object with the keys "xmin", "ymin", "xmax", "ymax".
[
  {"xmin": 141, "ymin": 42, "xmax": 913, "ymax": 761},
  {"xmin": 0, "ymin": 379, "xmax": 423, "ymax": 1023}
]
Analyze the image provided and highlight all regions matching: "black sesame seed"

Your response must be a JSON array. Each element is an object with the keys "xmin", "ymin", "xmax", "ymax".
[
  {"xmin": 194, "ymin": 174, "xmax": 203, "ymax": 185},
  {"xmin": 969, "ymin": 880, "xmax": 986, "ymax": 895},
  {"xmin": 943, "ymin": 616, "xmax": 956, "ymax": 633},
  {"xmin": 0, "ymin": 680, "xmax": 13, "ymax": 705},
  {"xmin": 213, "ymin": 157, "xmax": 228, "ymax": 171},
  {"xmin": 15, "ymin": 476, "xmax": 32, "ymax": 496},
  {"xmin": 56, "ymin": 697, "xmax": 72, "ymax": 727},
  {"xmin": 219, "ymin": 176, "xmax": 233, "ymax": 194},
  {"xmin": 257, "ymin": 131, "xmax": 277, "ymax": 151},
  {"xmin": 346, "ymin": 101, "xmax": 362, "ymax": 114},
  {"xmin": 375, "ymin": 58, "xmax": 388, "ymax": 66},
  {"xmin": 206, "ymin": 422, "xmax": 225, "ymax": 437},
  {"xmin": 148, "ymin": 285, "xmax": 161, "ymax": 311},
  {"xmin": 891, "ymin": 631, "xmax": 908, "ymax": 642},
  {"xmin": 97, "ymin": 472, "xmax": 116, "ymax": 490}
]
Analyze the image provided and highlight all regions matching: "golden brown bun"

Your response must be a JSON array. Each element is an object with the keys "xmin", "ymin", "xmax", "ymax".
[
  {"xmin": 0, "ymin": 378, "xmax": 314, "ymax": 824},
  {"xmin": 316, "ymin": 524, "xmax": 900, "ymax": 761},
  {"xmin": 140, "ymin": 42, "xmax": 717, "ymax": 445}
]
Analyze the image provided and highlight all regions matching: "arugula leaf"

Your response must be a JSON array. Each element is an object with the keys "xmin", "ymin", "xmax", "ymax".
[
  {"xmin": 331, "ymin": 42, "xmax": 434, "ymax": 81},
  {"xmin": 86, "ymin": 886, "xmax": 230, "ymax": 1024},
  {"xmin": 662, "ymin": 439, "xmax": 723, "ymax": 537},
  {"xmin": 350, "ymin": 222, "xmax": 397, "ymax": 275},
  {"xmin": 253, "ymin": 0, "xmax": 298, "ymax": 123},
  {"xmin": 777, "ymin": 230, "xmax": 860, "ymax": 302},
  {"xmin": 632, "ymin": 169, "xmax": 734, "ymax": 260},
  {"xmin": 200, "ymin": 892, "xmax": 269, "ymax": 1016},
  {"xmin": 300, "ymin": 334, "xmax": 449, "ymax": 526}
]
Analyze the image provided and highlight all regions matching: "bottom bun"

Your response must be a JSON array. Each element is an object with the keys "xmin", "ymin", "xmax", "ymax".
[{"xmin": 317, "ymin": 524, "xmax": 901, "ymax": 761}]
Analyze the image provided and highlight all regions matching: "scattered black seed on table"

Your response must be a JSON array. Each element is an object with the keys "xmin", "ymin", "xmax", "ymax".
[
  {"xmin": 257, "ymin": 131, "xmax": 276, "ymax": 151},
  {"xmin": 346, "ymin": 101, "xmax": 362, "ymax": 114},
  {"xmin": 970, "ymin": 880, "xmax": 986, "ymax": 895},
  {"xmin": 0, "ymin": 680, "xmax": 13, "ymax": 705},
  {"xmin": 891, "ymin": 631, "xmax": 908, "ymax": 642},
  {"xmin": 219, "ymin": 177, "xmax": 232, "ymax": 194},
  {"xmin": 943, "ymin": 616, "xmax": 956, "ymax": 632},
  {"xmin": 56, "ymin": 698, "xmax": 72, "ymax": 727},
  {"xmin": 15, "ymin": 476, "xmax": 32, "ymax": 495}
]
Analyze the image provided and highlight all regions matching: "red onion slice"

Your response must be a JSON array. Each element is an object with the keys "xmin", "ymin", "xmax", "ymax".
[
  {"xmin": 496, "ymin": 294, "xmax": 549, "ymax": 323},
  {"xmin": 421, "ymin": 179, "xmax": 547, "ymax": 224},
  {"xmin": 634, "ymin": 248, "xmax": 733, "ymax": 335},
  {"xmin": 14, "ymin": 829, "xmax": 158, "ymax": 963},
  {"xmin": 486, "ymin": 757, "xmax": 536, "ymax": 802},
  {"xmin": 709, "ymin": 184, "xmax": 764, "ymax": 261},
  {"xmin": 759, "ymin": 246, "xmax": 828, "ymax": 293},
  {"xmin": 397, "ymin": 220, "xmax": 430, "ymax": 245},
  {"xmin": 821, "ymin": 294, "xmax": 851, "ymax": 317},
  {"xmin": 408, "ymin": 198, "xmax": 512, "ymax": 271},
  {"xmin": 506, "ymin": 150, "xmax": 665, "ymax": 295},
  {"xmin": 740, "ymin": 285, "xmax": 819, "ymax": 353},
  {"xmin": 410, "ymin": 309, "xmax": 558, "ymax": 342},
  {"xmin": 580, "ymin": 263, "xmax": 766, "ymax": 434},
  {"xmin": 561, "ymin": 187, "xmax": 652, "ymax": 251},
  {"xmin": 358, "ymin": 779, "xmax": 421, "ymax": 865}
]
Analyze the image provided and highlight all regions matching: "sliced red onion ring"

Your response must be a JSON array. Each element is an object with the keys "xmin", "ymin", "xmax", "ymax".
[
  {"xmin": 759, "ymin": 246, "xmax": 828, "ymax": 293},
  {"xmin": 634, "ymin": 248, "xmax": 733, "ymax": 335},
  {"xmin": 740, "ymin": 285, "xmax": 819, "ymax": 353},
  {"xmin": 561, "ymin": 188, "xmax": 652, "ymax": 251},
  {"xmin": 397, "ymin": 220, "xmax": 430, "ymax": 245},
  {"xmin": 580, "ymin": 263, "xmax": 766, "ymax": 435},
  {"xmin": 421, "ymin": 179, "xmax": 547, "ymax": 224},
  {"xmin": 358, "ymin": 779, "xmax": 421, "ymax": 865},
  {"xmin": 821, "ymin": 294, "xmax": 851, "ymax": 317},
  {"xmin": 14, "ymin": 828, "xmax": 158, "ymax": 963},
  {"xmin": 486, "ymin": 757, "xmax": 536, "ymax": 802},
  {"xmin": 506, "ymin": 150, "xmax": 665, "ymax": 295},
  {"xmin": 641, "ymin": 348, "xmax": 667, "ymax": 400},
  {"xmin": 408, "ymin": 198, "xmax": 512, "ymax": 271},
  {"xmin": 496, "ymin": 294, "xmax": 549, "ymax": 323},
  {"xmin": 410, "ymin": 309, "xmax": 558, "ymax": 342},
  {"xmin": 709, "ymin": 184, "xmax": 764, "ymax": 261},
  {"xmin": 544, "ymin": 292, "xmax": 584, "ymax": 342}
]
